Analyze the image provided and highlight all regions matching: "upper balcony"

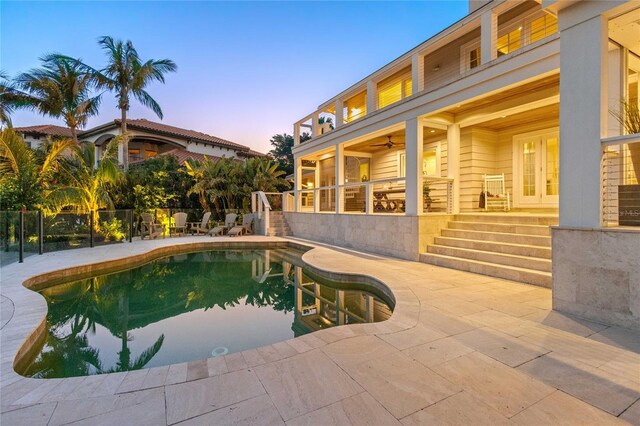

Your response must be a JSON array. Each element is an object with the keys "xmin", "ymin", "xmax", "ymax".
[{"xmin": 294, "ymin": 0, "xmax": 559, "ymax": 147}]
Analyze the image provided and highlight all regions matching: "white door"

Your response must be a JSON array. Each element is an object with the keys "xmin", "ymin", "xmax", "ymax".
[{"xmin": 513, "ymin": 129, "xmax": 559, "ymax": 208}]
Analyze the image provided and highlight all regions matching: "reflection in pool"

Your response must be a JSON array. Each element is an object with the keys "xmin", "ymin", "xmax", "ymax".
[{"xmin": 23, "ymin": 248, "xmax": 393, "ymax": 378}]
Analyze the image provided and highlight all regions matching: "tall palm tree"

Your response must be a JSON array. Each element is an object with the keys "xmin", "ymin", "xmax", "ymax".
[
  {"xmin": 48, "ymin": 135, "xmax": 123, "ymax": 221},
  {"xmin": 16, "ymin": 55, "xmax": 101, "ymax": 144},
  {"xmin": 0, "ymin": 71, "xmax": 34, "ymax": 126},
  {"xmin": 0, "ymin": 127, "xmax": 74, "ymax": 210},
  {"xmin": 96, "ymin": 36, "xmax": 177, "ymax": 169}
]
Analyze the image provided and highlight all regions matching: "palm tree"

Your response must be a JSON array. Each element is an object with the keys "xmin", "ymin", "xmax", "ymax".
[
  {"xmin": 15, "ymin": 55, "xmax": 101, "ymax": 144},
  {"xmin": 96, "ymin": 36, "xmax": 177, "ymax": 169},
  {"xmin": 0, "ymin": 71, "xmax": 34, "ymax": 126},
  {"xmin": 0, "ymin": 127, "xmax": 74, "ymax": 210},
  {"xmin": 48, "ymin": 135, "xmax": 123, "ymax": 222}
]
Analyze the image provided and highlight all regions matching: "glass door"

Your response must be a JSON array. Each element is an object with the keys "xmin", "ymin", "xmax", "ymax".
[{"xmin": 514, "ymin": 129, "xmax": 559, "ymax": 207}]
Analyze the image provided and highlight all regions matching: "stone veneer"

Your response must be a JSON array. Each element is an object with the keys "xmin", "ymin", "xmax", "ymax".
[
  {"xmin": 283, "ymin": 213, "xmax": 452, "ymax": 261},
  {"xmin": 552, "ymin": 227, "xmax": 640, "ymax": 330}
]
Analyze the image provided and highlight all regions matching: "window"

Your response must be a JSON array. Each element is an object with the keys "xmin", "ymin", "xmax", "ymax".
[
  {"xmin": 398, "ymin": 153, "xmax": 406, "ymax": 178},
  {"xmin": 423, "ymin": 149, "xmax": 439, "ymax": 177},
  {"xmin": 528, "ymin": 14, "xmax": 557, "ymax": 44},
  {"xmin": 497, "ymin": 26, "xmax": 522, "ymax": 56},
  {"xmin": 377, "ymin": 67, "xmax": 412, "ymax": 109},
  {"xmin": 460, "ymin": 41, "xmax": 481, "ymax": 73}
]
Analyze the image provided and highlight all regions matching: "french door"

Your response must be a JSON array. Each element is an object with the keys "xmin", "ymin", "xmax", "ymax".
[{"xmin": 513, "ymin": 129, "xmax": 559, "ymax": 207}]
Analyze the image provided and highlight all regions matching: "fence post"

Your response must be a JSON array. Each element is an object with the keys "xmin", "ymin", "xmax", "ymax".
[
  {"xmin": 38, "ymin": 210, "xmax": 44, "ymax": 255},
  {"xmin": 129, "ymin": 210, "xmax": 134, "ymax": 243},
  {"xmin": 90, "ymin": 211, "xmax": 94, "ymax": 248},
  {"xmin": 18, "ymin": 211, "xmax": 24, "ymax": 263},
  {"xmin": 169, "ymin": 208, "xmax": 173, "ymax": 237}
]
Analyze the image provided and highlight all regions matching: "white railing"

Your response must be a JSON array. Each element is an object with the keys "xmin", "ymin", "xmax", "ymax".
[
  {"xmin": 283, "ymin": 191, "xmax": 295, "ymax": 212},
  {"xmin": 601, "ymin": 134, "xmax": 640, "ymax": 227},
  {"xmin": 251, "ymin": 191, "xmax": 271, "ymax": 236},
  {"xmin": 424, "ymin": 177, "xmax": 454, "ymax": 214}
]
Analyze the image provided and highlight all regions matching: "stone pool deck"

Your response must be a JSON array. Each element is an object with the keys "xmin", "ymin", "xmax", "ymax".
[{"xmin": 0, "ymin": 235, "xmax": 639, "ymax": 425}]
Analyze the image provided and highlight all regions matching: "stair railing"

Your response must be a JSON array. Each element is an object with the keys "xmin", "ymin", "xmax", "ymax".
[{"xmin": 251, "ymin": 191, "xmax": 272, "ymax": 236}]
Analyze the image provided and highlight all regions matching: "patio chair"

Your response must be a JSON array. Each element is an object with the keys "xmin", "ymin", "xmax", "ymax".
[
  {"xmin": 170, "ymin": 212, "xmax": 188, "ymax": 236},
  {"xmin": 483, "ymin": 173, "xmax": 510, "ymax": 211},
  {"xmin": 188, "ymin": 212, "xmax": 212, "ymax": 235},
  {"xmin": 228, "ymin": 213, "xmax": 254, "ymax": 237},
  {"xmin": 208, "ymin": 213, "xmax": 238, "ymax": 236},
  {"xmin": 140, "ymin": 213, "xmax": 165, "ymax": 240}
]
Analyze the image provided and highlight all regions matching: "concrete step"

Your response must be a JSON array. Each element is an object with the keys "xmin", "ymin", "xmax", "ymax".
[
  {"xmin": 433, "ymin": 236, "xmax": 552, "ymax": 259},
  {"xmin": 448, "ymin": 221, "xmax": 551, "ymax": 236},
  {"xmin": 427, "ymin": 245, "xmax": 551, "ymax": 273},
  {"xmin": 454, "ymin": 214, "xmax": 558, "ymax": 226},
  {"xmin": 419, "ymin": 253, "xmax": 552, "ymax": 288},
  {"xmin": 441, "ymin": 229, "xmax": 551, "ymax": 247}
]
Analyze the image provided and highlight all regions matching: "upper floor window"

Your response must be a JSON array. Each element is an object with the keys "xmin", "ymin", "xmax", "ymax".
[
  {"xmin": 377, "ymin": 67, "xmax": 412, "ymax": 109},
  {"xmin": 528, "ymin": 13, "xmax": 558, "ymax": 44},
  {"xmin": 497, "ymin": 26, "xmax": 522, "ymax": 56},
  {"xmin": 461, "ymin": 41, "xmax": 481, "ymax": 73}
]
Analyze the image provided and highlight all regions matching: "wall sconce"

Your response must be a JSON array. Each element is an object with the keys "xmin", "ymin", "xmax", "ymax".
[{"xmin": 432, "ymin": 65, "xmax": 440, "ymax": 72}]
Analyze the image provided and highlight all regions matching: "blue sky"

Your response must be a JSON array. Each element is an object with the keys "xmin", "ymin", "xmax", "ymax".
[{"xmin": 1, "ymin": 1, "xmax": 468, "ymax": 153}]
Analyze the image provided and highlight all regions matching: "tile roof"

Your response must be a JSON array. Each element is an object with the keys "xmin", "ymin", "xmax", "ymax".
[
  {"xmin": 129, "ymin": 148, "xmax": 220, "ymax": 167},
  {"xmin": 14, "ymin": 124, "xmax": 75, "ymax": 138}
]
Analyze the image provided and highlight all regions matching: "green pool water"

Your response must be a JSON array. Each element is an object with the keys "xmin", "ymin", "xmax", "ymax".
[{"xmin": 23, "ymin": 247, "xmax": 393, "ymax": 378}]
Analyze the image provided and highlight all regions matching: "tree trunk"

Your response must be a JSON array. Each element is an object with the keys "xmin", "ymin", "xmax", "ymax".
[
  {"xmin": 71, "ymin": 127, "xmax": 78, "ymax": 145},
  {"xmin": 121, "ymin": 107, "xmax": 128, "ymax": 170}
]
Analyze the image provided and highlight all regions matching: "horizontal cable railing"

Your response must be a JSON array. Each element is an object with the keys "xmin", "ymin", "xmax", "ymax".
[{"xmin": 601, "ymin": 135, "xmax": 640, "ymax": 227}]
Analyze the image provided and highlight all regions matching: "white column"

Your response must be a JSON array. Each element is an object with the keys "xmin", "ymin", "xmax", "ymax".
[
  {"xmin": 447, "ymin": 124, "xmax": 461, "ymax": 214},
  {"xmin": 366, "ymin": 80, "xmax": 376, "ymax": 115},
  {"xmin": 336, "ymin": 143, "xmax": 344, "ymax": 213},
  {"xmin": 335, "ymin": 99, "xmax": 344, "ymax": 127},
  {"xmin": 294, "ymin": 123, "xmax": 301, "ymax": 146},
  {"xmin": 411, "ymin": 53, "xmax": 425, "ymax": 95},
  {"xmin": 294, "ymin": 157, "xmax": 302, "ymax": 213},
  {"xmin": 405, "ymin": 117, "xmax": 424, "ymax": 216},
  {"xmin": 559, "ymin": 14, "xmax": 608, "ymax": 227},
  {"xmin": 311, "ymin": 111, "xmax": 321, "ymax": 137},
  {"xmin": 481, "ymin": 9, "xmax": 497, "ymax": 64}
]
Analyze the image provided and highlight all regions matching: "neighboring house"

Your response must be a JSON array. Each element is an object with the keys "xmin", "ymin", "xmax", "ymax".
[
  {"xmin": 13, "ymin": 124, "xmax": 74, "ymax": 149},
  {"xmin": 285, "ymin": 0, "xmax": 640, "ymax": 329},
  {"xmin": 15, "ymin": 118, "xmax": 263, "ymax": 165}
]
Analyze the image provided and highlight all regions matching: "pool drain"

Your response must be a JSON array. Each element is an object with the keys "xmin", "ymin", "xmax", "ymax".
[{"xmin": 211, "ymin": 346, "xmax": 229, "ymax": 357}]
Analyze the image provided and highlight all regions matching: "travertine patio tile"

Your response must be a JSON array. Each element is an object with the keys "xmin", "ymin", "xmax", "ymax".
[
  {"xmin": 454, "ymin": 327, "xmax": 550, "ymax": 367},
  {"xmin": 295, "ymin": 333, "xmax": 325, "ymax": 349},
  {"xmin": 207, "ymin": 355, "xmax": 228, "ymax": 376},
  {"xmin": 400, "ymin": 391, "xmax": 513, "ymax": 426},
  {"xmin": 41, "ymin": 377, "xmax": 86, "ymax": 402},
  {"xmin": 254, "ymin": 349, "xmax": 363, "ymax": 421},
  {"xmin": 599, "ymin": 352, "xmax": 640, "ymax": 384},
  {"xmin": 225, "ymin": 352, "xmax": 249, "ymax": 372},
  {"xmin": 517, "ymin": 353, "xmax": 640, "ymax": 416},
  {"xmin": 287, "ymin": 392, "xmax": 400, "ymax": 426},
  {"xmin": 186, "ymin": 359, "xmax": 210, "ymax": 381},
  {"xmin": 432, "ymin": 352, "xmax": 555, "ymax": 418},
  {"xmin": 403, "ymin": 336, "xmax": 474, "ymax": 367},
  {"xmin": 322, "ymin": 335, "xmax": 398, "ymax": 368},
  {"xmin": 13, "ymin": 378, "xmax": 63, "ymax": 405},
  {"xmin": 66, "ymin": 374, "xmax": 107, "ymax": 400},
  {"xmin": 0, "ymin": 401, "xmax": 57, "ymax": 426},
  {"xmin": 286, "ymin": 338, "xmax": 313, "ymax": 354},
  {"xmin": 89, "ymin": 371, "xmax": 127, "ymax": 397},
  {"xmin": 272, "ymin": 341, "xmax": 299, "ymax": 359},
  {"xmin": 523, "ymin": 298, "xmax": 552, "ymax": 310},
  {"xmin": 472, "ymin": 297, "xmax": 541, "ymax": 317},
  {"xmin": 258, "ymin": 345, "xmax": 285, "ymax": 363},
  {"xmin": 378, "ymin": 324, "xmax": 447, "ymax": 350},
  {"xmin": 342, "ymin": 350, "xmax": 460, "ymax": 419},
  {"xmin": 520, "ymin": 310, "xmax": 609, "ymax": 337},
  {"xmin": 463, "ymin": 309, "xmax": 535, "ymax": 337},
  {"xmin": 141, "ymin": 365, "xmax": 170, "ymax": 389},
  {"xmin": 419, "ymin": 306, "xmax": 478, "ymax": 336},
  {"xmin": 424, "ymin": 297, "xmax": 489, "ymax": 317},
  {"xmin": 511, "ymin": 390, "xmax": 629, "ymax": 425},
  {"xmin": 620, "ymin": 398, "xmax": 640, "ymax": 424},
  {"xmin": 242, "ymin": 348, "xmax": 267, "ymax": 367},
  {"xmin": 165, "ymin": 369, "xmax": 265, "ymax": 424},
  {"xmin": 165, "ymin": 362, "xmax": 188, "ymax": 385},
  {"xmin": 588, "ymin": 326, "xmax": 640, "ymax": 353},
  {"xmin": 180, "ymin": 394, "xmax": 284, "ymax": 426},
  {"xmin": 116, "ymin": 368, "xmax": 149, "ymax": 393}
]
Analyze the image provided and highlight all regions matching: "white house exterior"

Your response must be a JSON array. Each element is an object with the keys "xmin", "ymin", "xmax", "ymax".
[{"xmin": 285, "ymin": 0, "xmax": 640, "ymax": 329}]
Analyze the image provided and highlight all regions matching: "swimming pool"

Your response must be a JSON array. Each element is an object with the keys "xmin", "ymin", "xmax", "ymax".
[{"xmin": 21, "ymin": 247, "xmax": 393, "ymax": 378}]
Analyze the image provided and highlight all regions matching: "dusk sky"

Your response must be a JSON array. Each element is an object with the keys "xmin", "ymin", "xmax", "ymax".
[{"xmin": 1, "ymin": 1, "xmax": 468, "ymax": 154}]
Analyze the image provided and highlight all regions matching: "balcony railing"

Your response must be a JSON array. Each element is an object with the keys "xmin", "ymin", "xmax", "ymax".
[{"xmin": 601, "ymin": 134, "xmax": 640, "ymax": 227}]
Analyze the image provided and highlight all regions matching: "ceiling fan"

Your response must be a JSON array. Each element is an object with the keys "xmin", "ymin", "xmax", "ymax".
[{"xmin": 371, "ymin": 136, "xmax": 404, "ymax": 149}]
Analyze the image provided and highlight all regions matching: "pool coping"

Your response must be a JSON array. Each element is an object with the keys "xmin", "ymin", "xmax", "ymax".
[{"xmin": 0, "ymin": 236, "xmax": 418, "ymax": 393}]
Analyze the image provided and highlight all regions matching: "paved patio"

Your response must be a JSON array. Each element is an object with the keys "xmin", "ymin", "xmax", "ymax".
[{"xmin": 0, "ymin": 236, "xmax": 639, "ymax": 425}]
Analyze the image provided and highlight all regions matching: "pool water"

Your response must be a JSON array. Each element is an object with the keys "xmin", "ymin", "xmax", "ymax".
[{"xmin": 23, "ymin": 248, "xmax": 393, "ymax": 378}]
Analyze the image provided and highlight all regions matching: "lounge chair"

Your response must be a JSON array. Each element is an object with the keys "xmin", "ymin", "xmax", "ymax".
[
  {"xmin": 140, "ymin": 213, "xmax": 165, "ymax": 240},
  {"xmin": 228, "ymin": 213, "xmax": 254, "ymax": 237},
  {"xmin": 208, "ymin": 213, "xmax": 237, "ymax": 236},
  {"xmin": 170, "ymin": 212, "xmax": 188, "ymax": 236},
  {"xmin": 188, "ymin": 212, "xmax": 212, "ymax": 235}
]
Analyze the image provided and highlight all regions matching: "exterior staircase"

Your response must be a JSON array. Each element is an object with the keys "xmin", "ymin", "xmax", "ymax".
[
  {"xmin": 266, "ymin": 211, "xmax": 291, "ymax": 237},
  {"xmin": 420, "ymin": 214, "xmax": 558, "ymax": 288}
]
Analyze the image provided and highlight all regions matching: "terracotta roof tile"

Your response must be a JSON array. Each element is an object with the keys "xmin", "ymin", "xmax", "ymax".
[
  {"xmin": 14, "ymin": 124, "xmax": 75, "ymax": 138},
  {"xmin": 129, "ymin": 148, "xmax": 221, "ymax": 166}
]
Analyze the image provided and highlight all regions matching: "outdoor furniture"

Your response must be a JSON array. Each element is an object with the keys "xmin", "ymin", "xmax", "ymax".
[
  {"xmin": 140, "ymin": 213, "xmax": 165, "ymax": 240},
  {"xmin": 373, "ymin": 189, "xmax": 406, "ymax": 212},
  {"xmin": 483, "ymin": 173, "xmax": 511, "ymax": 211},
  {"xmin": 188, "ymin": 212, "xmax": 212, "ymax": 235},
  {"xmin": 170, "ymin": 212, "xmax": 188, "ymax": 236},
  {"xmin": 228, "ymin": 213, "xmax": 254, "ymax": 237},
  {"xmin": 208, "ymin": 213, "xmax": 238, "ymax": 236}
]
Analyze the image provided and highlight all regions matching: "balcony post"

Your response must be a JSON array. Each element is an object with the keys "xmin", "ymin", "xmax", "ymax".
[
  {"xmin": 447, "ymin": 123, "xmax": 461, "ymax": 214},
  {"xmin": 311, "ymin": 111, "xmax": 321, "ymax": 137},
  {"xmin": 336, "ymin": 143, "xmax": 344, "ymax": 214},
  {"xmin": 411, "ymin": 53, "xmax": 425, "ymax": 94},
  {"xmin": 294, "ymin": 122, "xmax": 301, "ymax": 146},
  {"xmin": 405, "ymin": 117, "xmax": 424, "ymax": 216},
  {"xmin": 366, "ymin": 80, "xmax": 376, "ymax": 115},
  {"xmin": 481, "ymin": 9, "xmax": 497, "ymax": 64},
  {"xmin": 335, "ymin": 99, "xmax": 344, "ymax": 127},
  {"xmin": 294, "ymin": 157, "xmax": 302, "ymax": 212}
]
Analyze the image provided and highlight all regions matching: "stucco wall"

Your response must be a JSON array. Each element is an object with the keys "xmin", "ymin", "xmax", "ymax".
[
  {"xmin": 552, "ymin": 227, "xmax": 640, "ymax": 330},
  {"xmin": 284, "ymin": 213, "xmax": 452, "ymax": 261}
]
